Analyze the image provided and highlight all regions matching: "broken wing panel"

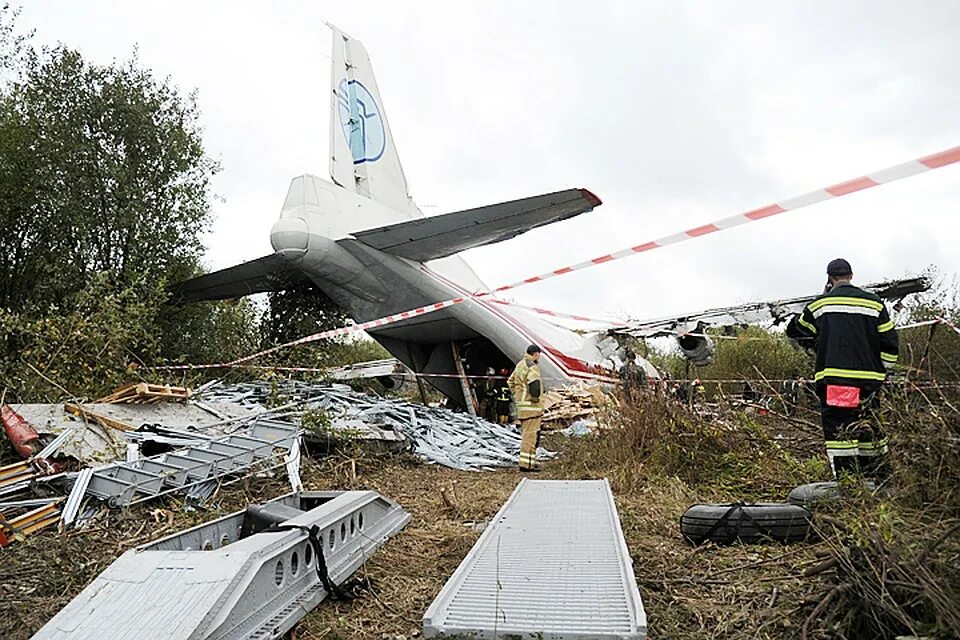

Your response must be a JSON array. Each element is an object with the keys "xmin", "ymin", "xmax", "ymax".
[
  {"xmin": 614, "ymin": 277, "xmax": 929, "ymax": 339},
  {"xmin": 352, "ymin": 188, "xmax": 601, "ymax": 262},
  {"xmin": 168, "ymin": 254, "xmax": 311, "ymax": 303}
]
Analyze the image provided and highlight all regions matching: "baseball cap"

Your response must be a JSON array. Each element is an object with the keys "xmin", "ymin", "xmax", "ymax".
[{"xmin": 826, "ymin": 258, "xmax": 853, "ymax": 277}]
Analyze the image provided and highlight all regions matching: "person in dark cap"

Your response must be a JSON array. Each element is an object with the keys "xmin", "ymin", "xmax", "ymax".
[
  {"xmin": 507, "ymin": 344, "xmax": 545, "ymax": 471},
  {"xmin": 787, "ymin": 258, "xmax": 899, "ymax": 481},
  {"xmin": 619, "ymin": 348, "xmax": 647, "ymax": 403}
]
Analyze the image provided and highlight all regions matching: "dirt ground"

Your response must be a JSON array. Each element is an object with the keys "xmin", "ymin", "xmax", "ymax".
[{"xmin": 0, "ymin": 410, "xmax": 837, "ymax": 640}]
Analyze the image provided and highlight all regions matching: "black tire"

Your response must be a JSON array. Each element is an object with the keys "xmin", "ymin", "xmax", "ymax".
[
  {"xmin": 680, "ymin": 503, "xmax": 812, "ymax": 545},
  {"xmin": 788, "ymin": 482, "xmax": 840, "ymax": 505}
]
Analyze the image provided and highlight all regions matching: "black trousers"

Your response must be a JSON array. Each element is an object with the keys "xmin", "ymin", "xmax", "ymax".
[{"xmin": 817, "ymin": 385, "xmax": 889, "ymax": 479}]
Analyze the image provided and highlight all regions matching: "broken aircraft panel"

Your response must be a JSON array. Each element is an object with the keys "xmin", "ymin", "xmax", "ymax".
[
  {"xmin": 31, "ymin": 490, "xmax": 411, "ymax": 640},
  {"xmin": 611, "ymin": 276, "xmax": 929, "ymax": 340}
]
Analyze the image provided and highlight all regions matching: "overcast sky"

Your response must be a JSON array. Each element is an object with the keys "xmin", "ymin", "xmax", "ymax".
[{"xmin": 21, "ymin": 1, "xmax": 960, "ymax": 325}]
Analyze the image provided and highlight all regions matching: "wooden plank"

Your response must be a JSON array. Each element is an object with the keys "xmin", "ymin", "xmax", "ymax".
[
  {"xmin": 64, "ymin": 404, "xmax": 135, "ymax": 432},
  {"xmin": 96, "ymin": 382, "xmax": 191, "ymax": 404}
]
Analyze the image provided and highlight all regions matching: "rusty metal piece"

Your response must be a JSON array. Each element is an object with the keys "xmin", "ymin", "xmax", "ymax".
[{"xmin": 2, "ymin": 404, "xmax": 40, "ymax": 458}]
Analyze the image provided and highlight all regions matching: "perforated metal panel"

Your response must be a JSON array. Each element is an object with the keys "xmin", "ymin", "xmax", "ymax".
[
  {"xmin": 31, "ymin": 491, "xmax": 411, "ymax": 640},
  {"xmin": 423, "ymin": 479, "xmax": 647, "ymax": 639}
]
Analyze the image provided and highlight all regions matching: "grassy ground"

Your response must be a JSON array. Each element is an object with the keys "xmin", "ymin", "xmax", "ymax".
[{"xmin": 1, "ymin": 395, "xmax": 957, "ymax": 639}]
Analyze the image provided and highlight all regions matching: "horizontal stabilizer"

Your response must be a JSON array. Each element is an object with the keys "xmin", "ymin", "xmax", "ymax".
[
  {"xmin": 353, "ymin": 188, "xmax": 601, "ymax": 262},
  {"xmin": 169, "ymin": 254, "xmax": 311, "ymax": 303}
]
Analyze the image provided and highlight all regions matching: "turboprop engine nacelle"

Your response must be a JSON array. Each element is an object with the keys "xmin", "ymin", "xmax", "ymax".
[{"xmin": 677, "ymin": 330, "xmax": 714, "ymax": 366}]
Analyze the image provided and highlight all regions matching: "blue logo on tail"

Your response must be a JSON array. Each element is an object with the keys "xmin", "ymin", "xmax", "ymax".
[{"xmin": 336, "ymin": 79, "xmax": 385, "ymax": 165}]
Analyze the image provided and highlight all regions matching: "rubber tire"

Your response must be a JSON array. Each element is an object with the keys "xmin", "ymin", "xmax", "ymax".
[
  {"xmin": 680, "ymin": 503, "xmax": 812, "ymax": 545},
  {"xmin": 788, "ymin": 481, "xmax": 840, "ymax": 505}
]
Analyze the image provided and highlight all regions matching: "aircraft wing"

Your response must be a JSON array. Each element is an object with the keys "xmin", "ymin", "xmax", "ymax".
[
  {"xmin": 168, "ymin": 254, "xmax": 312, "ymax": 303},
  {"xmin": 352, "ymin": 188, "xmax": 601, "ymax": 262},
  {"xmin": 611, "ymin": 276, "xmax": 929, "ymax": 339}
]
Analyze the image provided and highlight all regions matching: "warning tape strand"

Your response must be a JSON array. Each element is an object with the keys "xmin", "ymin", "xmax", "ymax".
[
  {"xmin": 486, "ymin": 146, "xmax": 960, "ymax": 294},
  {"xmin": 154, "ymin": 145, "xmax": 960, "ymax": 371},
  {"xmin": 486, "ymin": 298, "xmax": 625, "ymax": 325}
]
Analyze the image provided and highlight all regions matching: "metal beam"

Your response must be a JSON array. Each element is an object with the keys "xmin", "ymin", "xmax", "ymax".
[{"xmin": 84, "ymin": 421, "xmax": 300, "ymax": 507}]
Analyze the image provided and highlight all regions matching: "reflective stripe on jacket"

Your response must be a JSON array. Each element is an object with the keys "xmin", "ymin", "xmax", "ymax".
[
  {"xmin": 508, "ymin": 357, "xmax": 543, "ymax": 418},
  {"xmin": 786, "ymin": 283, "xmax": 899, "ymax": 389}
]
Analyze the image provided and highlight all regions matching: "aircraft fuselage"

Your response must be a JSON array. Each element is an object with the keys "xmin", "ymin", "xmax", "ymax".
[{"xmin": 269, "ymin": 175, "xmax": 625, "ymax": 404}]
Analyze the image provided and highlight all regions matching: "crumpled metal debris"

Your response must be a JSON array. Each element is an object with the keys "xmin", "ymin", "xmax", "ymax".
[
  {"xmin": 12, "ymin": 401, "xmax": 261, "ymax": 465},
  {"xmin": 199, "ymin": 381, "xmax": 550, "ymax": 471}
]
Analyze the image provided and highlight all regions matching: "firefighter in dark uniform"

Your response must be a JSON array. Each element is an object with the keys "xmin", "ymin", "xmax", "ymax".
[
  {"xmin": 787, "ymin": 258, "xmax": 898, "ymax": 480},
  {"xmin": 477, "ymin": 367, "xmax": 497, "ymax": 422},
  {"xmin": 494, "ymin": 369, "xmax": 512, "ymax": 424}
]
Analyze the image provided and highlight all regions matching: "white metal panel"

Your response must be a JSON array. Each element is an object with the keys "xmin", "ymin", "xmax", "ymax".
[{"xmin": 423, "ymin": 479, "xmax": 647, "ymax": 639}]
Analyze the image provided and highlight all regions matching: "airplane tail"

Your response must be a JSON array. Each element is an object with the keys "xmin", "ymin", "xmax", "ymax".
[{"xmin": 328, "ymin": 24, "xmax": 420, "ymax": 219}]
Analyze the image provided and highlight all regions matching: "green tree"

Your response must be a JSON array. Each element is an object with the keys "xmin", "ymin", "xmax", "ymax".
[
  {"xmin": 899, "ymin": 268, "xmax": 960, "ymax": 381},
  {"xmin": 0, "ymin": 273, "xmax": 166, "ymax": 401},
  {"xmin": 0, "ymin": 4, "xmax": 29, "ymax": 84},
  {"xmin": 260, "ymin": 286, "xmax": 374, "ymax": 369},
  {"xmin": 264, "ymin": 286, "xmax": 347, "ymax": 346},
  {"xmin": 0, "ymin": 10, "xmax": 263, "ymax": 400},
  {"xmin": 0, "ymin": 45, "xmax": 218, "ymax": 312},
  {"xmin": 706, "ymin": 326, "xmax": 810, "ymax": 383}
]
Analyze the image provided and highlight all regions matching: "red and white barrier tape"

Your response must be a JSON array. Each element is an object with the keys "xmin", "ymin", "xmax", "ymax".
[
  {"xmin": 486, "ymin": 146, "xmax": 960, "ymax": 295},
  {"xmin": 154, "ymin": 145, "xmax": 960, "ymax": 371},
  {"xmin": 224, "ymin": 364, "xmax": 511, "ymax": 380},
  {"xmin": 156, "ymin": 297, "xmax": 467, "ymax": 370},
  {"xmin": 486, "ymin": 298, "xmax": 624, "ymax": 325},
  {"xmin": 935, "ymin": 316, "xmax": 960, "ymax": 337}
]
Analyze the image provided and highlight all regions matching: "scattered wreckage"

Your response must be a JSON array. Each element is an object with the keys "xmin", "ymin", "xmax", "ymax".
[
  {"xmin": 200, "ymin": 380, "xmax": 553, "ymax": 471},
  {"xmin": 0, "ymin": 376, "xmax": 556, "ymax": 546},
  {"xmin": 31, "ymin": 490, "xmax": 411, "ymax": 640},
  {"xmin": 609, "ymin": 276, "xmax": 929, "ymax": 366},
  {"xmin": 4, "ymin": 380, "xmax": 646, "ymax": 639}
]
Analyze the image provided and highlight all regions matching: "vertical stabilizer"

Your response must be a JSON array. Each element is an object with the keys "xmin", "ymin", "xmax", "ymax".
[{"xmin": 328, "ymin": 24, "xmax": 419, "ymax": 218}]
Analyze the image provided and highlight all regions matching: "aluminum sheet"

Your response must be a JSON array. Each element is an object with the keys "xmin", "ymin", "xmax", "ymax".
[
  {"xmin": 423, "ymin": 479, "xmax": 647, "ymax": 639},
  {"xmin": 31, "ymin": 491, "xmax": 411, "ymax": 640}
]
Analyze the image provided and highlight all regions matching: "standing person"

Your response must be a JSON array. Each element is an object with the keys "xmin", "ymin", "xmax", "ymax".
[
  {"xmin": 494, "ymin": 369, "xmax": 512, "ymax": 424},
  {"xmin": 477, "ymin": 367, "xmax": 497, "ymax": 422},
  {"xmin": 619, "ymin": 348, "xmax": 647, "ymax": 403},
  {"xmin": 787, "ymin": 258, "xmax": 899, "ymax": 480},
  {"xmin": 508, "ymin": 344, "xmax": 545, "ymax": 472}
]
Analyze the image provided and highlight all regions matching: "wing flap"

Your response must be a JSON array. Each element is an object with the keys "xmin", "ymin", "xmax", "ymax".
[
  {"xmin": 168, "ymin": 254, "xmax": 311, "ymax": 303},
  {"xmin": 353, "ymin": 188, "xmax": 601, "ymax": 262}
]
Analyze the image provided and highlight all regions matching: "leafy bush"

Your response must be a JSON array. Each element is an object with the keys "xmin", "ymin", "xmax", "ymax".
[{"xmin": 0, "ymin": 274, "xmax": 162, "ymax": 401}]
